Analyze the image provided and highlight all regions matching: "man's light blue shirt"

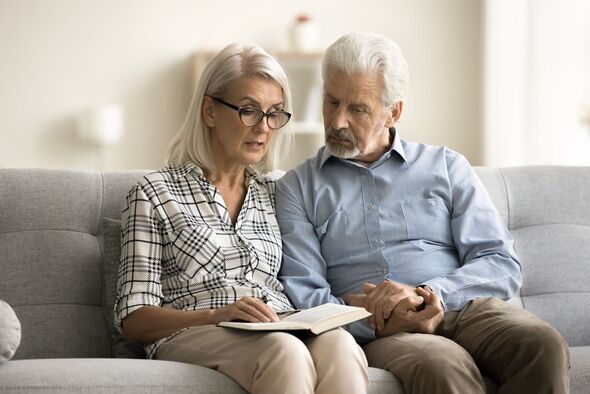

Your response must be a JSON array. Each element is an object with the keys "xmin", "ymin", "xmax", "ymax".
[{"xmin": 276, "ymin": 131, "xmax": 522, "ymax": 342}]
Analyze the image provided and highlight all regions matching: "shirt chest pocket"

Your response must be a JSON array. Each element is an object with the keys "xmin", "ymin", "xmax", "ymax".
[
  {"xmin": 170, "ymin": 225, "xmax": 225, "ymax": 279},
  {"xmin": 314, "ymin": 209, "xmax": 351, "ymax": 262},
  {"xmin": 401, "ymin": 197, "xmax": 453, "ymax": 250}
]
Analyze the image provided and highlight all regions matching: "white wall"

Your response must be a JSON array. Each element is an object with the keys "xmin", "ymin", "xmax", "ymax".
[
  {"xmin": 0, "ymin": 0, "xmax": 483, "ymax": 170},
  {"xmin": 484, "ymin": 0, "xmax": 590, "ymax": 167}
]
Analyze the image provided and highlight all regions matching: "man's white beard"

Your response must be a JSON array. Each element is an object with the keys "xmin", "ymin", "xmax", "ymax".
[{"xmin": 325, "ymin": 128, "xmax": 361, "ymax": 159}]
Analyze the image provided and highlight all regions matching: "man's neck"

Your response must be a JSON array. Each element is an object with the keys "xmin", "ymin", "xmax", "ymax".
[{"xmin": 350, "ymin": 128, "xmax": 395, "ymax": 167}]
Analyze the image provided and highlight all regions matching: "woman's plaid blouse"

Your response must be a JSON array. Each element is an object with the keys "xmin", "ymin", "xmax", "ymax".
[{"xmin": 115, "ymin": 163, "xmax": 293, "ymax": 357}]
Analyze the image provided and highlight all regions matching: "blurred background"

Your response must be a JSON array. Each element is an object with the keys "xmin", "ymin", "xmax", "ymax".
[{"xmin": 0, "ymin": 0, "xmax": 589, "ymax": 171}]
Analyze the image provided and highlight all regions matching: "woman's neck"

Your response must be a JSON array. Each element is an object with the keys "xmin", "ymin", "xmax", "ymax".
[{"xmin": 205, "ymin": 165, "xmax": 247, "ymax": 190}]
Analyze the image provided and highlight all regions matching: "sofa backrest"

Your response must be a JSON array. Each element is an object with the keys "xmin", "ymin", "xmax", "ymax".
[
  {"xmin": 476, "ymin": 166, "xmax": 590, "ymax": 347},
  {"xmin": 0, "ymin": 169, "xmax": 148, "ymax": 359},
  {"xmin": 1, "ymin": 166, "xmax": 588, "ymax": 359}
]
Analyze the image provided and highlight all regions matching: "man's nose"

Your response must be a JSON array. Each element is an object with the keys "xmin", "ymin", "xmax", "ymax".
[{"xmin": 331, "ymin": 107, "xmax": 349, "ymax": 130}]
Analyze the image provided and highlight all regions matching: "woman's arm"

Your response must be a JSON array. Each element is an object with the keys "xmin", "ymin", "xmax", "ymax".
[
  {"xmin": 122, "ymin": 297, "xmax": 279, "ymax": 343},
  {"xmin": 122, "ymin": 306, "xmax": 214, "ymax": 343}
]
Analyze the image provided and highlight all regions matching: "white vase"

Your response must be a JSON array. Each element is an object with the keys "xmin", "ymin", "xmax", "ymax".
[{"xmin": 290, "ymin": 20, "xmax": 319, "ymax": 53}]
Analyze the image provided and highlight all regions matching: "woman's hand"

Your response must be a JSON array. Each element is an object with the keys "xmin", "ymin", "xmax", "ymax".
[{"xmin": 212, "ymin": 297, "xmax": 279, "ymax": 324}]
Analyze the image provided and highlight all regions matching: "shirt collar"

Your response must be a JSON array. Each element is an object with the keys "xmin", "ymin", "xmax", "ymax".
[
  {"xmin": 166, "ymin": 162, "xmax": 261, "ymax": 187},
  {"xmin": 166, "ymin": 162, "xmax": 199, "ymax": 179},
  {"xmin": 320, "ymin": 128, "xmax": 408, "ymax": 168}
]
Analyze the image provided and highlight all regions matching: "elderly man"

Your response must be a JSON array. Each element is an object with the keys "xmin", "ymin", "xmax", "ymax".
[{"xmin": 276, "ymin": 32, "xmax": 570, "ymax": 394}]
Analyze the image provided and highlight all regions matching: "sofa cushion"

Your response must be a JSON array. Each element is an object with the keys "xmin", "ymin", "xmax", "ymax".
[
  {"xmin": 570, "ymin": 346, "xmax": 590, "ymax": 394},
  {"xmin": 0, "ymin": 358, "xmax": 246, "ymax": 394},
  {"xmin": 0, "ymin": 300, "xmax": 21, "ymax": 363},
  {"xmin": 101, "ymin": 217, "xmax": 146, "ymax": 359}
]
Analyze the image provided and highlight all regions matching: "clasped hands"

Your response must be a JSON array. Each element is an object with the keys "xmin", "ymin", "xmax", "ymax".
[{"xmin": 344, "ymin": 281, "xmax": 444, "ymax": 337}]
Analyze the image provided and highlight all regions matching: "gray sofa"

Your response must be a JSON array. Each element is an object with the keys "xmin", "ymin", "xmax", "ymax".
[{"xmin": 0, "ymin": 166, "xmax": 589, "ymax": 394}]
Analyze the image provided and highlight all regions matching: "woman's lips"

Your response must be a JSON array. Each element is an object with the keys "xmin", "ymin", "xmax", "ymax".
[{"xmin": 244, "ymin": 141, "xmax": 264, "ymax": 149}]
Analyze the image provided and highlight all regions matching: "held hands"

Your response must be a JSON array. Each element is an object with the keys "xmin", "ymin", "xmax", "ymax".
[
  {"xmin": 343, "ymin": 280, "xmax": 445, "ymax": 337},
  {"xmin": 212, "ymin": 297, "xmax": 279, "ymax": 324},
  {"xmin": 362, "ymin": 281, "xmax": 421, "ymax": 331},
  {"xmin": 374, "ymin": 286, "xmax": 444, "ymax": 337}
]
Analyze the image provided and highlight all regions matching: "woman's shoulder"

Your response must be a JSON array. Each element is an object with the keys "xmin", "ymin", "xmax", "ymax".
[{"xmin": 130, "ymin": 164, "xmax": 201, "ymax": 197}]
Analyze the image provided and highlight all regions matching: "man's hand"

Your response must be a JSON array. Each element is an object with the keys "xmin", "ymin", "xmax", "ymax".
[
  {"xmin": 342, "ymin": 293, "xmax": 367, "ymax": 308},
  {"xmin": 375, "ymin": 287, "xmax": 444, "ymax": 337},
  {"xmin": 362, "ymin": 281, "xmax": 420, "ymax": 331}
]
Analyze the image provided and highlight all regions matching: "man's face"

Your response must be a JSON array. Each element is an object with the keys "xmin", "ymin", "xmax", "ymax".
[{"xmin": 322, "ymin": 68, "xmax": 400, "ymax": 164}]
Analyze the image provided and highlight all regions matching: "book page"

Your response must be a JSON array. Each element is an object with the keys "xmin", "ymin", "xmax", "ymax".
[{"xmin": 281, "ymin": 303, "xmax": 356, "ymax": 324}]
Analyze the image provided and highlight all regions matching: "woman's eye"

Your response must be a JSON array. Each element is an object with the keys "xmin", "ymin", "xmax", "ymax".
[{"xmin": 241, "ymin": 108, "xmax": 259, "ymax": 115}]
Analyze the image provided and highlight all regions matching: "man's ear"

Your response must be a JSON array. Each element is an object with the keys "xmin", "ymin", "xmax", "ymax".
[
  {"xmin": 202, "ymin": 96, "xmax": 216, "ymax": 128},
  {"xmin": 385, "ymin": 101, "xmax": 403, "ymax": 128}
]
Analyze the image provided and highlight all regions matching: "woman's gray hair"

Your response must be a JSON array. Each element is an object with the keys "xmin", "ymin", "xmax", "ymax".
[
  {"xmin": 166, "ymin": 43, "xmax": 293, "ymax": 173},
  {"xmin": 322, "ymin": 32, "xmax": 409, "ymax": 107}
]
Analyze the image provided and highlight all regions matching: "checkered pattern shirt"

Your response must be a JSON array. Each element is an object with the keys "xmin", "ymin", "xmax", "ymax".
[{"xmin": 115, "ymin": 163, "xmax": 293, "ymax": 358}]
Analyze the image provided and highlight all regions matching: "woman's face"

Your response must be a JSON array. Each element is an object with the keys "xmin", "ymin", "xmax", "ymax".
[{"xmin": 203, "ymin": 76, "xmax": 285, "ymax": 171}]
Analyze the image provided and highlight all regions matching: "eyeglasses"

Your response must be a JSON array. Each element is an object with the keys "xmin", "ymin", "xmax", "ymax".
[{"xmin": 210, "ymin": 97, "xmax": 292, "ymax": 130}]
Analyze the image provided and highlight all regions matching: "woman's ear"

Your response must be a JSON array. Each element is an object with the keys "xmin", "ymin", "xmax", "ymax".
[
  {"xmin": 385, "ymin": 101, "xmax": 403, "ymax": 128},
  {"xmin": 202, "ymin": 96, "xmax": 216, "ymax": 128}
]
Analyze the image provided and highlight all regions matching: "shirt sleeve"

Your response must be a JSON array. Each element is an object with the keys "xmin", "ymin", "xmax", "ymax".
[
  {"xmin": 114, "ymin": 183, "xmax": 164, "ymax": 333},
  {"xmin": 421, "ymin": 152, "xmax": 523, "ymax": 311},
  {"xmin": 276, "ymin": 172, "xmax": 376, "ymax": 342}
]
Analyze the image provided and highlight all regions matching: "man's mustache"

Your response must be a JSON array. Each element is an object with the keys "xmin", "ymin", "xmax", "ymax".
[{"xmin": 326, "ymin": 128, "xmax": 356, "ymax": 144}]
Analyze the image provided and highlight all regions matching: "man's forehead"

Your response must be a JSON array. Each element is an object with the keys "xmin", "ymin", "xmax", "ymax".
[{"xmin": 325, "ymin": 69, "xmax": 383, "ymax": 100}]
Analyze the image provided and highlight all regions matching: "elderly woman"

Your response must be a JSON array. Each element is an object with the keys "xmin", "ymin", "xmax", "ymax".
[{"xmin": 114, "ymin": 43, "xmax": 369, "ymax": 394}]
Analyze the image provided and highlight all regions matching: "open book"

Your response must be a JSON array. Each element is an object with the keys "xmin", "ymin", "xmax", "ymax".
[{"xmin": 218, "ymin": 303, "xmax": 372, "ymax": 335}]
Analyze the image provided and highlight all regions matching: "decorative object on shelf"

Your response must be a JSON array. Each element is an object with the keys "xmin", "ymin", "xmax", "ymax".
[
  {"xmin": 289, "ymin": 14, "xmax": 319, "ymax": 53},
  {"xmin": 77, "ymin": 104, "xmax": 124, "ymax": 146}
]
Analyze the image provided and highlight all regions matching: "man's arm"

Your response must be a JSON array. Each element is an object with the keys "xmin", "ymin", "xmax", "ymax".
[
  {"xmin": 276, "ymin": 173, "xmax": 375, "ymax": 341},
  {"xmin": 422, "ymin": 152, "xmax": 523, "ymax": 311}
]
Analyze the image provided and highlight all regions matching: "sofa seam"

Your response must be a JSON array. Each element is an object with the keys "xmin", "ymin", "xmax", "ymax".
[
  {"xmin": 0, "ymin": 385, "xmax": 207, "ymax": 390},
  {"xmin": 511, "ymin": 222, "xmax": 590, "ymax": 231},
  {"xmin": 521, "ymin": 290, "xmax": 590, "ymax": 297},
  {"xmin": 0, "ymin": 229, "xmax": 95, "ymax": 236}
]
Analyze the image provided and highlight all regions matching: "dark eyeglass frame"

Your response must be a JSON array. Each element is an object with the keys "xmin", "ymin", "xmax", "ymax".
[{"xmin": 209, "ymin": 96, "xmax": 292, "ymax": 130}]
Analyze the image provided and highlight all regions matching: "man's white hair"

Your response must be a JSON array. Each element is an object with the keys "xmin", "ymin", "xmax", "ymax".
[{"xmin": 322, "ymin": 32, "xmax": 409, "ymax": 107}]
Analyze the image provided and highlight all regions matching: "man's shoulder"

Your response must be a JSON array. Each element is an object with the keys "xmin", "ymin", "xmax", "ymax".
[
  {"xmin": 401, "ymin": 140, "xmax": 466, "ymax": 167},
  {"xmin": 278, "ymin": 147, "xmax": 325, "ymax": 185}
]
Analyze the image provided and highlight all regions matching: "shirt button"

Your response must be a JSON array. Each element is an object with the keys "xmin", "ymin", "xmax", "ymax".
[
  {"xmin": 368, "ymin": 204, "xmax": 375, "ymax": 210},
  {"xmin": 429, "ymin": 200, "xmax": 436, "ymax": 206},
  {"xmin": 321, "ymin": 229, "xmax": 326, "ymax": 234},
  {"xmin": 374, "ymin": 240, "xmax": 381, "ymax": 247},
  {"xmin": 383, "ymin": 268, "xmax": 389, "ymax": 274}
]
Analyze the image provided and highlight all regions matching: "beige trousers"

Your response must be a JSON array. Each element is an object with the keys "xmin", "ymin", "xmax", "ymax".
[
  {"xmin": 363, "ymin": 297, "xmax": 571, "ymax": 394},
  {"xmin": 155, "ymin": 325, "xmax": 369, "ymax": 394}
]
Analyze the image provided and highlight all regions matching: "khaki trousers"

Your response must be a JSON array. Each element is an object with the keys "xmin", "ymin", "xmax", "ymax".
[
  {"xmin": 155, "ymin": 325, "xmax": 369, "ymax": 394},
  {"xmin": 363, "ymin": 297, "xmax": 571, "ymax": 394}
]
